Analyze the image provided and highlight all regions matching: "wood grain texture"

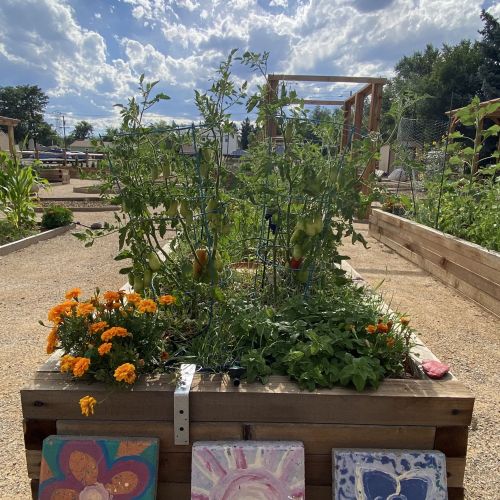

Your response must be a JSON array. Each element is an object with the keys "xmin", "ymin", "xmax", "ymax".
[{"xmin": 370, "ymin": 210, "xmax": 500, "ymax": 317}]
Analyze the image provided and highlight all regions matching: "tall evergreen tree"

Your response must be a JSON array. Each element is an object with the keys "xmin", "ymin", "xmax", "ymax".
[
  {"xmin": 478, "ymin": 10, "xmax": 500, "ymax": 99},
  {"xmin": 240, "ymin": 117, "xmax": 253, "ymax": 149}
]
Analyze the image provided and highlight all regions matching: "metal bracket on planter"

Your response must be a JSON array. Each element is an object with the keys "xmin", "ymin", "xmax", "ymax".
[{"xmin": 174, "ymin": 363, "xmax": 196, "ymax": 445}]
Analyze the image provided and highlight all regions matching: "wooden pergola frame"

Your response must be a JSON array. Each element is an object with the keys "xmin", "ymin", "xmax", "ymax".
[
  {"xmin": 0, "ymin": 115, "xmax": 20, "ymax": 157},
  {"xmin": 265, "ymin": 74, "xmax": 387, "ymax": 189},
  {"xmin": 446, "ymin": 97, "xmax": 500, "ymax": 173}
]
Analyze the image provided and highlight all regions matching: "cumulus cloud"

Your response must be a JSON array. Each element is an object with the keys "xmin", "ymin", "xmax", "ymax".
[{"xmin": 0, "ymin": 0, "xmax": 492, "ymax": 130}]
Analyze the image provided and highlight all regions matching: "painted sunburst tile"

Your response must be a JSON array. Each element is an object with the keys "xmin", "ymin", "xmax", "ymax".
[{"xmin": 191, "ymin": 441, "xmax": 305, "ymax": 500}]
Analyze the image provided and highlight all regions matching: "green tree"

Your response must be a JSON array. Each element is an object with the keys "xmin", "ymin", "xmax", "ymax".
[
  {"xmin": 240, "ymin": 117, "xmax": 254, "ymax": 149},
  {"xmin": 0, "ymin": 85, "xmax": 49, "ymax": 145},
  {"xmin": 72, "ymin": 120, "xmax": 94, "ymax": 140},
  {"xmin": 478, "ymin": 10, "xmax": 500, "ymax": 99}
]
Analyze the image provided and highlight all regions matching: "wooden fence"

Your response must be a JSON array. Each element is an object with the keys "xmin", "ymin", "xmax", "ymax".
[{"xmin": 369, "ymin": 209, "xmax": 500, "ymax": 318}]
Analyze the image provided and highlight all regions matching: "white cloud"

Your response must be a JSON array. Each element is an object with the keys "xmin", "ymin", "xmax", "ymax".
[{"xmin": 94, "ymin": 12, "xmax": 101, "ymax": 19}]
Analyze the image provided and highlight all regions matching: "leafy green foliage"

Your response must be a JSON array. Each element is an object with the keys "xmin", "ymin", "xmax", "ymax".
[
  {"xmin": 0, "ymin": 152, "xmax": 43, "ymax": 229},
  {"xmin": 41, "ymin": 205, "xmax": 74, "ymax": 229}
]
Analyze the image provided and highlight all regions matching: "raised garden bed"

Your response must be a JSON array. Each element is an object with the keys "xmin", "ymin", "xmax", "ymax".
[
  {"xmin": 0, "ymin": 223, "xmax": 75, "ymax": 256},
  {"xmin": 21, "ymin": 265, "xmax": 474, "ymax": 499},
  {"xmin": 36, "ymin": 168, "xmax": 70, "ymax": 184},
  {"xmin": 369, "ymin": 209, "xmax": 500, "ymax": 318},
  {"xmin": 35, "ymin": 199, "xmax": 120, "ymax": 212}
]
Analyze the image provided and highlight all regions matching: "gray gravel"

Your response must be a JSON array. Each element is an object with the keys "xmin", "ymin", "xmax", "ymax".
[{"xmin": 0, "ymin": 211, "xmax": 125, "ymax": 499}]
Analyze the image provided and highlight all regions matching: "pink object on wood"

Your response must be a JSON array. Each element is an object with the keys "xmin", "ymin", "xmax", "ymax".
[{"xmin": 421, "ymin": 360, "xmax": 450, "ymax": 379}]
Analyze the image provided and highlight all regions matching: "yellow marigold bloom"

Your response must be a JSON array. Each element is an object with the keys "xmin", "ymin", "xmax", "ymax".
[
  {"xmin": 76, "ymin": 302, "xmax": 95, "ymax": 317},
  {"xmin": 79, "ymin": 395, "xmax": 97, "ymax": 417},
  {"xmin": 72, "ymin": 357, "xmax": 91, "ymax": 377},
  {"xmin": 60, "ymin": 354, "xmax": 77, "ymax": 373},
  {"xmin": 159, "ymin": 294, "xmax": 176, "ymax": 305},
  {"xmin": 114, "ymin": 363, "xmax": 136, "ymax": 384},
  {"xmin": 98, "ymin": 342, "xmax": 113, "ymax": 356},
  {"xmin": 65, "ymin": 287, "xmax": 82, "ymax": 300},
  {"xmin": 46, "ymin": 327, "xmax": 58, "ymax": 354},
  {"xmin": 126, "ymin": 292, "xmax": 142, "ymax": 305},
  {"xmin": 101, "ymin": 326, "xmax": 129, "ymax": 342},
  {"xmin": 89, "ymin": 321, "xmax": 108, "ymax": 334},
  {"xmin": 104, "ymin": 291, "xmax": 121, "ymax": 302},
  {"xmin": 138, "ymin": 299, "xmax": 157, "ymax": 314},
  {"xmin": 386, "ymin": 337, "xmax": 396, "ymax": 348},
  {"xmin": 365, "ymin": 324, "xmax": 376, "ymax": 334},
  {"xmin": 400, "ymin": 317, "xmax": 410, "ymax": 326}
]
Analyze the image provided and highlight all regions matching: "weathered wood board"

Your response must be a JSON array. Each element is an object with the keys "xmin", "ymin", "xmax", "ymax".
[{"xmin": 369, "ymin": 209, "xmax": 500, "ymax": 318}]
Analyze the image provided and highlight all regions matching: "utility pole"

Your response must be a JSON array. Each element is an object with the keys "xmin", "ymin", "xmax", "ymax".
[{"xmin": 62, "ymin": 115, "xmax": 67, "ymax": 167}]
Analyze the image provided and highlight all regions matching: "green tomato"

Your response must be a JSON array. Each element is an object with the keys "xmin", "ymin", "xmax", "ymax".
[
  {"xmin": 304, "ymin": 218, "xmax": 316, "ymax": 237},
  {"xmin": 133, "ymin": 275, "xmax": 144, "ymax": 294},
  {"xmin": 162, "ymin": 163, "xmax": 171, "ymax": 178},
  {"xmin": 292, "ymin": 244, "xmax": 304, "ymax": 259},
  {"xmin": 144, "ymin": 268, "xmax": 153, "ymax": 287},
  {"xmin": 166, "ymin": 200, "xmax": 178, "ymax": 217},
  {"xmin": 148, "ymin": 252, "xmax": 162, "ymax": 272}
]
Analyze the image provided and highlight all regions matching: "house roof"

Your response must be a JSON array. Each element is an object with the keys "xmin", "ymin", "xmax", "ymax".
[{"xmin": 70, "ymin": 139, "xmax": 112, "ymax": 148}]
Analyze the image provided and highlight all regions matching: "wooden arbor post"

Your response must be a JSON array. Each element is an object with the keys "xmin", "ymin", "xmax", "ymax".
[{"xmin": 0, "ymin": 116, "xmax": 20, "ymax": 158}]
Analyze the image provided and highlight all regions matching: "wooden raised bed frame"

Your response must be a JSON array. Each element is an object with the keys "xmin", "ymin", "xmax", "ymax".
[
  {"xmin": 369, "ymin": 208, "xmax": 500, "ymax": 318},
  {"xmin": 22, "ymin": 354, "xmax": 473, "ymax": 498}
]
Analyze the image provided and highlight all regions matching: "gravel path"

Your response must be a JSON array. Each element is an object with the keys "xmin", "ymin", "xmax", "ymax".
[
  {"xmin": 0, "ymin": 212, "xmax": 497, "ymax": 498},
  {"xmin": 342, "ymin": 223, "xmax": 500, "ymax": 500},
  {"xmin": 0, "ymin": 211, "xmax": 125, "ymax": 499}
]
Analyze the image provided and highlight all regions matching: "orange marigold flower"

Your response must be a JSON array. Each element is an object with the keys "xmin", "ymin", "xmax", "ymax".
[
  {"xmin": 60, "ymin": 354, "xmax": 77, "ymax": 373},
  {"xmin": 79, "ymin": 395, "xmax": 97, "ymax": 417},
  {"xmin": 114, "ymin": 363, "xmax": 136, "ymax": 384},
  {"xmin": 89, "ymin": 321, "xmax": 108, "ymax": 334},
  {"xmin": 48, "ymin": 300, "xmax": 75, "ymax": 323},
  {"xmin": 377, "ymin": 323, "xmax": 389, "ymax": 333},
  {"xmin": 159, "ymin": 295, "xmax": 176, "ymax": 305},
  {"xmin": 104, "ymin": 291, "xmax": 121, "ymax": 303},
  {"xmin": 138, "ymin": 299, "xmax": 157, "ymax": 314},
  {"xmin": 76, "ymin": 302, "xmax": 95, "ymax": 317},
  {"xmin": 101, "ymin": 326, "xmax": 129, "ymax": 342},
  {"xmin": 365, "ymin": 324, "xmax": 376, "ymax": 334},
  {"xmin": 400, "ymin": 316, "xmax": 410, "ymax": 326},
  {"xmin": 126, "ymin": 292, "xmax": 142, "ymax": 305},
  {"xmin": 65, "ymin": 287, "xmax": 82, "ymax": 300},
  {"xmin": 160, "ymin": 351, "xmax": 170, "ymax": 361},
  {"xmin": 72, "ymin": 357, "xmax": 91, "ymax": 377},
  {"xmin": 387, "ymin": 337, "xmax": 396, "ymax": 348},
  {"xmin": 46, "ymin": 327, "xmax": 58, "ymax": 354},
  {"xmin": 98, "ymin": 342, "xmax": 113, "ymax": 356},
  {"xmin": 387, "ymin": 320, "xmax": 393, "ymax": 330}
]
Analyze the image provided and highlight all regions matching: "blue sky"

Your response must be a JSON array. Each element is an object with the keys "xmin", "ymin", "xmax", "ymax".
[{"xmin": 1, "ymin": 0, "xmax": 499, "ymax": 134}]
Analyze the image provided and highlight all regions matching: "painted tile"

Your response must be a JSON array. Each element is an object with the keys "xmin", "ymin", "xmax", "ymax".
[
  {"xmin": 333, "ymin": 448, "xmax": 448, "ymax": 500},
  {"xmin": 38, "ymin": 435, "xmax": 159, "ymax": 499},
  {"xmin": 191, "ymin": 440, "xmax": 305, "ymax": 500}
]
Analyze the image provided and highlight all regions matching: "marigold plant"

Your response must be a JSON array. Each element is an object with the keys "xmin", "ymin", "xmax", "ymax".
[{"xmin": 42, "ymin": 288, "xmax": 177, "ymax": 415}]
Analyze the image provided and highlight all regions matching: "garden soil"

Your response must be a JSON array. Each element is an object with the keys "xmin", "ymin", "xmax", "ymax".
[
  {"xmin": 0, "ymin": 215, "xmax": 498, "ymax": 498},
  {"xmin": 342, "ymin": 222, "xmax": 499, "ymax": 500}
]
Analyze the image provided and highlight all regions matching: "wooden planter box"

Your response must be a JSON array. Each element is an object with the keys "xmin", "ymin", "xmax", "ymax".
[
  {"xmin": 22, "ymin": 354, "xmax": 473, "ymax": 499},
  {"xmin": 37, "ymin": 168, "xmax": 70, "ymax": 184},
  {"xmin": 369, "ymin": 208, "xmax": 500, "ymax": 318}
]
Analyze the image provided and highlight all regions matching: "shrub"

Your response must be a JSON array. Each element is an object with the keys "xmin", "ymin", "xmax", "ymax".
[{"xmin": 41, "ymin": 205, "xmax": 73, "ymax": 229}]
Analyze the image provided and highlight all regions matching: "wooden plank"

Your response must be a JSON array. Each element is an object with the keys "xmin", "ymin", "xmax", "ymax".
[
  {"xmin": 434, "ymin": 426, "xmax": 469, "ymax": 458},
  {"xmin": 370, "ymin": 222, "xmax": 500, "ymax": 316},
  {"xmin": 57, "ymin": 420, "xmax": 243, "ymax": 452},
  {"xmin": 373, "ymin": 209, "xmax": 500, "ymax": 271},
  {"xmin": 248, "ymin": 423, "xmax": 435, "ymax": 454},
  {"xmin": 374, "ymin": 218, "xmax": 500, "ymax": 301},
  {"xmin": 373, "ymin": 215, "xmax": 500, "ymax": 285},
  {"xmin": 373, "ymin": 214, "xmax": 500, "ymax": 287},
  {"xmin": 157, "ymin": 481, "xmax": 190, "ymax": 498},
  {"xmin": 24, "ymin": 419, "xmax": 57, "ymax": 450},
  {"xmin": 301, "ymin": 99, "xmax": 344, "ymax": 106},
  {"xmin": 269, "ymin": 74, "xmax": 387, "ymax": 84},
  {"xmin": 21, "ymin": 373, "xmax": 474, "ymax": 426}
]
